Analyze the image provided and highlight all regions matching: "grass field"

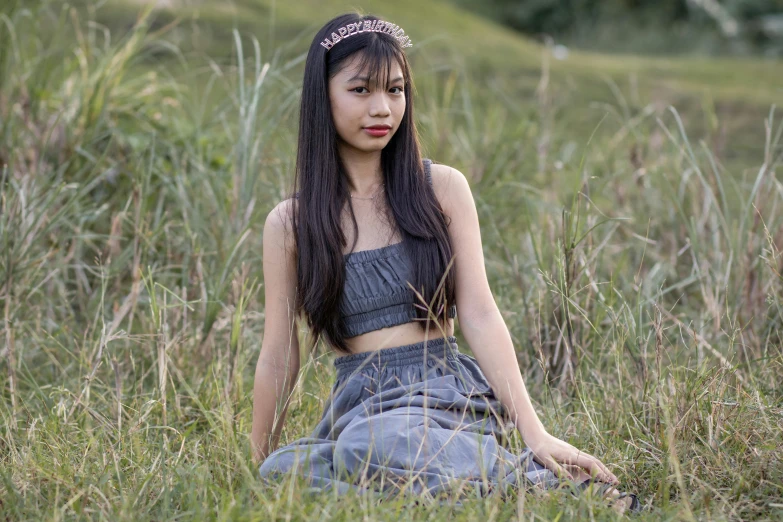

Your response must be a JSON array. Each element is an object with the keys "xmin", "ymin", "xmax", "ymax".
[{"xmin": 1, "ymin": 1, "xmax": 782, "ymax": 520}]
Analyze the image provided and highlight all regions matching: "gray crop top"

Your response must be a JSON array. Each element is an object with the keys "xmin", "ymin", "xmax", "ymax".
[{"xmin": 339, "ymin": 159, "xmax": 457, "ymax": 338}]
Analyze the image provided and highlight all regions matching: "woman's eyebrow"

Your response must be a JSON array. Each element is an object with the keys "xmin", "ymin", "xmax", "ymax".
[{"xmin": 346, "ymin": 75, "xmax": 405, "ymax": 84}]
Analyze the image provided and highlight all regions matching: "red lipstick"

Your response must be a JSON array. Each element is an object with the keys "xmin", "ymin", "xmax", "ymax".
[{"xmin": 364, "ymin": 124, "xmax": 391, "ymax": 137}]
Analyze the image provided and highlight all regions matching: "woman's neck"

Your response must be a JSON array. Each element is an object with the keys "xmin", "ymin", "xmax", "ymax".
[{"xmin": 338, "ymin": 146, "xmax": 383, "ymax": 195}]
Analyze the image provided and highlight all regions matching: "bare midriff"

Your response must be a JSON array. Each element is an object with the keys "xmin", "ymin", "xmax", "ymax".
[{"xmin": 342, "ymin": 318, "xmax": 455, "ymax": 354}]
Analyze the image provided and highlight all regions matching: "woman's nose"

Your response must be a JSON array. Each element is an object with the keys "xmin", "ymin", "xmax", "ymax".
[{"xmin": 369, "ymin": 93, "xmax": 391, "ymax": 117}]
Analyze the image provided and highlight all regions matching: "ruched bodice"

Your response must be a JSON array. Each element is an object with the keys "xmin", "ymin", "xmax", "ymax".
[
  {"xmin": 340, "ymin": 241, "xmax": 457, "ymax": 337},
  {"xmin": 339, "ymin": 159, "xmax": 457, "ymax": 338}
]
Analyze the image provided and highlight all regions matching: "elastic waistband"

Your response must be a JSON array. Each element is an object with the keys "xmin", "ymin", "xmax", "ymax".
[{"xmin": 333, "ymin": 335, "xmax": 458, "ymax": 375}]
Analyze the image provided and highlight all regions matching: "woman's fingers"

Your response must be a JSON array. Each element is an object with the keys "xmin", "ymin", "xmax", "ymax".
[
  {"xmin": 568, "ymin": 452, "xmax": 618, "ymax": 484},
  {"xmin": 530, "ymin": 436, "xmax": 621, "ymax": 486},
  {"xmin": 539, "ymin": 452, "xmax": 574, "ymax": 481},
  {"xmin": 548, "ymin": 447, "xmax": 618, "ymax": 484},
  {"xmin": 591, "ymin": 457, "xmax": 619, "ymax": 484}
]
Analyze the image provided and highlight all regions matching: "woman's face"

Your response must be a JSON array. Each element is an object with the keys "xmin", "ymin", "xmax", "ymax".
[{"xmin": 328, "ymin": 53, "xmax": 406, "ymax": 155}]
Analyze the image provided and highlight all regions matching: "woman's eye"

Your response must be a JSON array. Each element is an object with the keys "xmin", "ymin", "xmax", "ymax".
[
  {"xmin": 352, "ymin": 86, "xmax": 368, "ymax": 94},
  {"xmin": 390, "ymin": 87, "xmax": 403, "ymax": 94}
]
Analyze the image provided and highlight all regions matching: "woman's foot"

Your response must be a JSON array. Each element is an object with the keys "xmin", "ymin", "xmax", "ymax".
[{"xmin": 569, "ymin": 468, "xmax": 642, "ymax": 514}]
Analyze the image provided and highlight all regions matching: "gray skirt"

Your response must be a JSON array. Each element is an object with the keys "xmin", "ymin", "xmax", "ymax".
[{"xmin": 258, "ymin": 335, "xmax": 561, "ymax": 499}]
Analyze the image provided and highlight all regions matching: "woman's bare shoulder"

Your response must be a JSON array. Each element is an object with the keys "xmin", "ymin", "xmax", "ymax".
[
  {"xmin": 427, "ymin": 162, "xmax": 471, "ymax": 216},
  {"xmin": 268, "ymin": 196, "xmax": 296, "ymax": 221},
  {"xmin": 264, "ymin": 198, "xmax": 297, "ymax": 257}
]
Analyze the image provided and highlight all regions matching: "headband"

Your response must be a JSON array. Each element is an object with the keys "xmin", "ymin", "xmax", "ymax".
[{"xmin": 320, "ymin": 19, "xmax": 413, "ymax": 51}]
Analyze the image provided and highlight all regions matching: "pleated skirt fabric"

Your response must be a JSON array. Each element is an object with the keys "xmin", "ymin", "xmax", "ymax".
[{"xmin": 258, "ymin": 335, "xmax": 561, "ymax": 499}]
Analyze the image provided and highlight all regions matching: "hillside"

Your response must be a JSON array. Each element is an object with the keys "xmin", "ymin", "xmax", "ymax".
[{"xmin": 89, "ymin": 0, "xmax": 782, "ymax": 168}]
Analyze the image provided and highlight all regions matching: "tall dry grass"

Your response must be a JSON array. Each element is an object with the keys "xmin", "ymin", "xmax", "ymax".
[{"xmin": 1, "ymin": 2, "xmax": 781, "ymax": 520}]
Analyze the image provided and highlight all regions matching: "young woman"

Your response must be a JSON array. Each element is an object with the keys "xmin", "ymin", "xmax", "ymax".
[{"xmin": 251, "ymin": 13, "xmax": 641, "ymax": 513}]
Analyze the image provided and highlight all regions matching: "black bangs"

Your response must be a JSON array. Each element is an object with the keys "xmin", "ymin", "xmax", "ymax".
[{"xmin": 325, "ymin": 22, "xmax": 406, "ymax": 88}]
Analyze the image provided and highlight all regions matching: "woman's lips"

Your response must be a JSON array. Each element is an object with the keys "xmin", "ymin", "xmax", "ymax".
[{"xmin": 364, "ymin": 127, "xmax": 390, "ymax": 137}]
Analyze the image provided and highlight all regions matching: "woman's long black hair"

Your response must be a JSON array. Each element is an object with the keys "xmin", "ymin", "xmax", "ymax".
[{"xmin": 289, "ymin": 13, "xmax": 456, "ymax": 354}]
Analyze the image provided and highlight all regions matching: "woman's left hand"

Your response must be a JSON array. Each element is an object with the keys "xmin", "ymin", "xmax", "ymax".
[{"xmin": 525, "ymin": 430, "xmax": 619, "ymax": 485}]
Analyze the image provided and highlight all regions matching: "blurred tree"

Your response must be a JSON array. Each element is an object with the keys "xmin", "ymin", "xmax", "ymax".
[{"xmin": 451, "ymin": 0, "xmax": 783, "ymax": 56}]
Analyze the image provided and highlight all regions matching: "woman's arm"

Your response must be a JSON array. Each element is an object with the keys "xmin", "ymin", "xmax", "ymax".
[
  {"xmin": 251, "ymin": 199, "xmax": 301, "ymax": 464},
  {"xmin": 429, "ymin": 164, "xmax": 618, "ymax": 484}
]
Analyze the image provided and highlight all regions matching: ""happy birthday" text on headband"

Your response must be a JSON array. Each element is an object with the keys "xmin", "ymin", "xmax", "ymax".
[{"xmin": 321, "ymin": 20, "xmax": 413, "ymax": 51}]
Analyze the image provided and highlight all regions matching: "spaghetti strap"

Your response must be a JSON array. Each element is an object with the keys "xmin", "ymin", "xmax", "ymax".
[{"xmin": 423, "ymin": 158, "xmax": 432, "ymax": 186}]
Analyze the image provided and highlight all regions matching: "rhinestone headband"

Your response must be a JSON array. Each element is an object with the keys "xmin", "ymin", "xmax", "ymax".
[{"xmin": 320, "ymin": 19, "xmax": 413, "ymax": 51}]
